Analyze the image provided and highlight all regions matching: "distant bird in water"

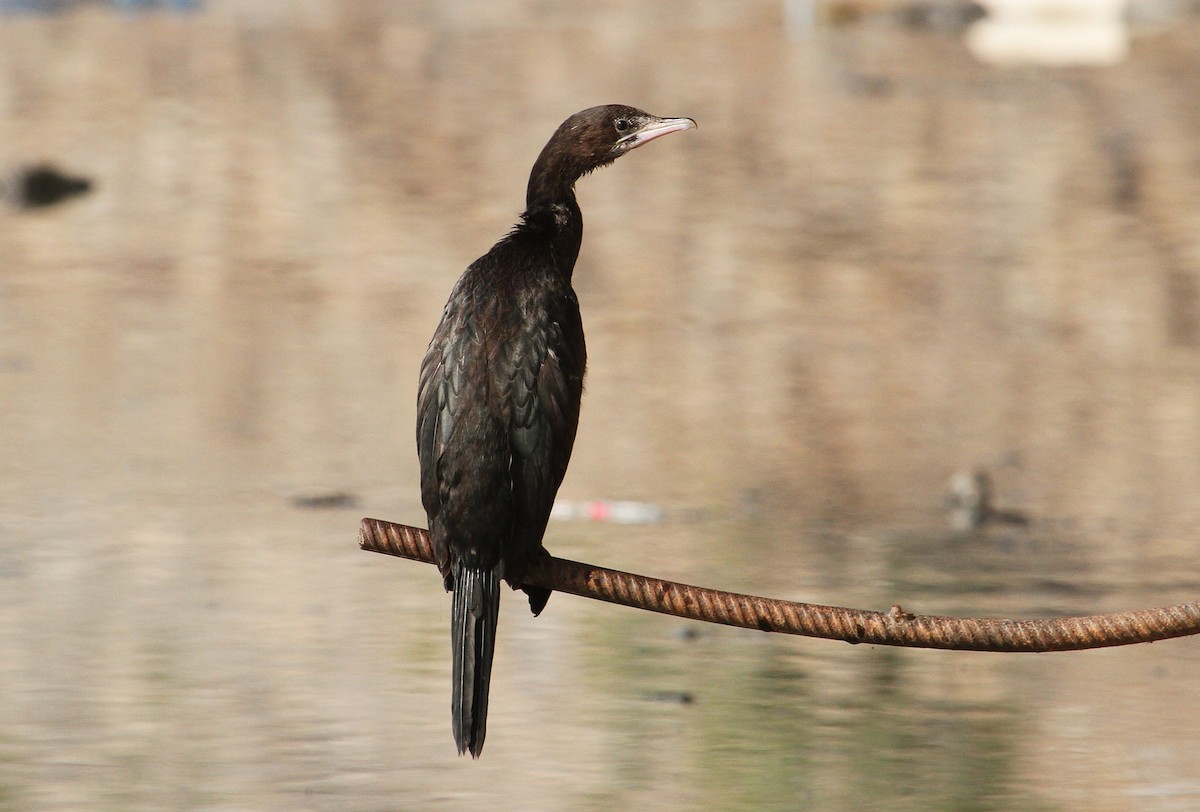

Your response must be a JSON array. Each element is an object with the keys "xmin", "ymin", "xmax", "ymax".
[
  {"xmin": 946, "ymin": 469, "xmax": 993, "ymax": 531},
  {"xmin": 946, "ymin": 468, "xmax": 1030, "ymax": 531},
  {"xmin": 2, "ymin": 163, "xmax": 92, "ymax": 208},
  {"xmin": 416, "ymin": 105, "xmax": 695, "ymax": 756}
]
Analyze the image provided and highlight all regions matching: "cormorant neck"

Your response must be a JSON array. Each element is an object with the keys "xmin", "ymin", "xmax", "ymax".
[
  {"xmin": 517, "ymin": 195, "xmax": 583, "ymax": 278},
  {"xmin": 521, "ymin": 123, "xmax": 605, "ymax": 275},
  {"xmin": 525, "ymin": 155, "xmax": 578, "ymax": 210},
  {"xmin": 526, "ymin": 129, "xmax": 608, "ymax": 209}
]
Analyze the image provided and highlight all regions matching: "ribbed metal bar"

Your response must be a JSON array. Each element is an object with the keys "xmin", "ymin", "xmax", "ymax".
[{"xmin": 359, "ymin": 518, "xmax": 1200, "ymax": 652}]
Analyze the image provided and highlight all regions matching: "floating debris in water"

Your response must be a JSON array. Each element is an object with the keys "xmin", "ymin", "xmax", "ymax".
[
  {"xmin": 550, "ymin": 499, "xmax": 664, "ymax": 524},
  {"xmin": 290, "ymin": 491, "xmax": 358, "ymax": 510},
  {"xmin": 642, "ymin": 691, "xmax": 695, "ymax": 705}
]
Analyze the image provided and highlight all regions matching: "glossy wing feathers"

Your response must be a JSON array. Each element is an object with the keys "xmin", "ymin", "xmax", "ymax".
[
  {"xmin": 416, "ymin": 295, "xmax": 490, "ymax": 576},
  {"xmin": 506, "ymin": 298, "xmax": 586, "ymax": 567}
]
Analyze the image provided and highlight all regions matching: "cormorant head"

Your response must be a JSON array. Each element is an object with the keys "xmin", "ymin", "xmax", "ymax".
[{"xmin": 527, "ymin": 104, "xmax": 696, "ymax": 207}]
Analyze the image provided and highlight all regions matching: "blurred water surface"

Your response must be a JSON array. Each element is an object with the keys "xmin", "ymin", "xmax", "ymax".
[{"xmin": 2, "ymin": 2, "xmax": 1200, "ymax": 810}]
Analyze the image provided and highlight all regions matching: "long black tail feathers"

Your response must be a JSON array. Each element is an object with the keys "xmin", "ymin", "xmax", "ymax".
[{"xmin": 450, "ymin": 558, "xmax": 502, "ymax": 758}]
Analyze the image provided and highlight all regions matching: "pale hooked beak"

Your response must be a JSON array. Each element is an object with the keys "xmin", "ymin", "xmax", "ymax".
[{"xmin": 619, "ymin": 116, "xmax": 697, "ymax": 150}]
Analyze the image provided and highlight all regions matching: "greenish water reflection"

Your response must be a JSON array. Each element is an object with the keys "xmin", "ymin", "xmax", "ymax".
[{"xmin": 583, "ymin": 597, "xmax": 1035, "ymax": 811}]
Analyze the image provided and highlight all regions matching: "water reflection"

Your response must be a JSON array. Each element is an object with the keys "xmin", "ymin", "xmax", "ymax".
[
  {"xmin": 2, "ymin": 3, "xmax": 1200, "ymax": 810},
  {"xmin": 580, "ymin": 608, "xmax": 1031, "ymax": 810}
]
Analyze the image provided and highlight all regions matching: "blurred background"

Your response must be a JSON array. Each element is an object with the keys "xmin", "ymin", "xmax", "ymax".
[{"xmin": 2, "ymin": 0, "xmax": 1200, "ymax": 809}]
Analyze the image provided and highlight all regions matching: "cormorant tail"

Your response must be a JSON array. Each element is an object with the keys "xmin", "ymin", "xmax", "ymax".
[{"xmin": 450, "ymin": 557, "xmax": 502, "ymax": 757}]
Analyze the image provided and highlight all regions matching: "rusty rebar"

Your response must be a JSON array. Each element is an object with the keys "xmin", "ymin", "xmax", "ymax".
[{"xmin": 359, "ymin": 518, "xmax": 1200, "ymax": 652}]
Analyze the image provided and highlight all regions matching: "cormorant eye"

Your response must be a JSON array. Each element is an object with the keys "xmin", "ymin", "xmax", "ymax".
[{"xmin": 614, "ymin": 118, "xmax": 633, "ymax": 135}]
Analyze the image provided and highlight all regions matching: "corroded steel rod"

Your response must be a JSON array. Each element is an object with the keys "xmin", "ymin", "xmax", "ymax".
[{"xmin": 359, "ymin": 517, "xmax": 1200, "ymax": 652}]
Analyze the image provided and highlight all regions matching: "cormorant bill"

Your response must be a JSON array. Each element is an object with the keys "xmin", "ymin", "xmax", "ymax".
[{"xmin": 415, "ymin": 105, "xmax": 695, "ymax": 757}]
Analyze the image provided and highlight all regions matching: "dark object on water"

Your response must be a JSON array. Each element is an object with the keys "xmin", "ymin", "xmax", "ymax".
[
  {"xmin": 895, "ymin": 1, "xmax": 987, "ymax": 31},
  {"xmin": 416, "ymin": 104, "xmax": 695, "ymax": 757},
  {"xmin": 822, "ymin": 1, "xmax": 987, "ymax": 31},
  {"xmin": 290, "ymin": 491, "xmax": 358, "ymax": 510},
  {"xmin": 946, "ymin": 469, "xmax": 1030, "ymax": 531},
  {"xmin": 643, "ymin": 690, "xmax": 695, "ymax": 705},
  {"xmin": 10, "ymin": 163, "xmax": 92, "ymax": 208}
]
